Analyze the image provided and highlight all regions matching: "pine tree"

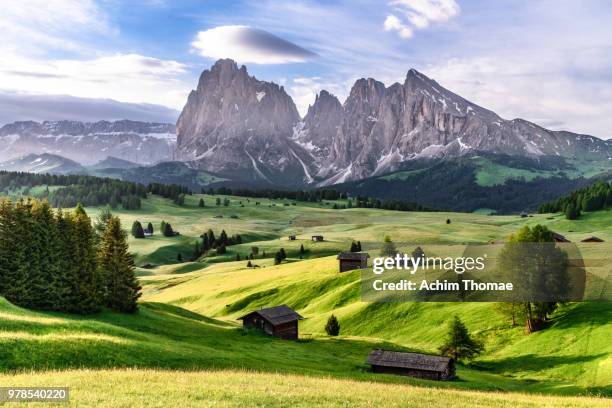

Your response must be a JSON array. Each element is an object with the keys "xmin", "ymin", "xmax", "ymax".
[
  {"xmin": 28, "ymin": 200, "xmax": 61, "ymax": 310},
  {"xmin": 163, "ymin": 222, "xmax": 175, "ymax": 237},
  {"xmin": 70, "ymin": 203, "xmax": 102, "ymax": 314},
  {"xmin": 356, "ymin": 241, "xmax": 362, "ymax": 251},
  {"xmin": 274, "ymin": 251, "xmax": 283, "ymax": 265},
  {"xmin": 350, "ymin": 241, "xmax": 359, "ymax": 252},
  {"xmin": 325, "ymin": 314, "xmax": 340, "ymax": 336},
  {"xmin": 439, "ymin": 316, "xmax": 483, "ymax": 361},
  {"xmin": 161, "ymin": 220, "xmax": 166, "ymax": 233},
  {"xmin": 247, "ymin": 260, "xmax": 253, "ymax": 268},
  {"xmin": 198, "ymin": 198, "xmax": 205, "ymax": 208},
  {"xmin": 279, "ymin": 248, "xmax": 287, "ymax": 260},
  {"xmin": 177, "ymin": 253, "xmax": 183, "ymax": 262},
  {"xmin": 235, "ymin": 253, "xmax": 241, "ymax": 261},
  {"xmin": 98, "ymin": 216, "xmax": 141, "ymax": 313},
  {"xmin": 3, "ymin": 199, "xmax": 32, "ymax": 306},
  {"xmin": 147, "ymin": 222, "xmax": 154, "ymax": 235},
  {"xmin": 131, "ymin": 221, "xmax": 145, "ymax": 238},
  {"xmin": 380, "ymin": 235, "xmax": 397, "ymax": 257},
  {"xmin": 300, "ymin": 244, "xmax": 305, "ymax": 255},
  {"xmin": 94, "ymin": 205, "xmax": 113, "ymax": 240}
]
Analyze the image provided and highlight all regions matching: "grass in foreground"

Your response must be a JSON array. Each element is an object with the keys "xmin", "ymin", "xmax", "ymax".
[{"xmin": 0, "ymin": 369, "xmax": 609, "ymax": 408}]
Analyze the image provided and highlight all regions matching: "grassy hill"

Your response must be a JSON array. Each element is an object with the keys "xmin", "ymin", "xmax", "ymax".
[{"xmin": 0, "ymin": 191, "xmax": 610, "ymax": 405}]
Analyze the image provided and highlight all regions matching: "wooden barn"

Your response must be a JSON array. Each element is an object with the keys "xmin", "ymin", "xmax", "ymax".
[
  {"xmin": 288, "ymin": 235, "xmax": 297, "ymax": 240},
  {"xmin": 581, "ymin": 236, "xmax": 604, "ymax": 243},
  {"xmin": 337, "ymin": 252, "xmax": 370, "ymax": 272},
  {"xmin": 238, "ymin": 305, "xmax": 304, "ymax": 340},
  {"xmin": 311, "ymin": 235, "xmax": 324, "ymax": 242},
  {"xmin": 366, "ymin": 349, "xmax": 455, "ymax": 381},
  {"xmin": 551, "ymin": 232, "xmax": 571, "ymax": 243}
]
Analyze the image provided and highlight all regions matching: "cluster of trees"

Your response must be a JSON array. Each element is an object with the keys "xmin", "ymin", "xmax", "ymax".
[
  {"xmin": 274, "ymin": 248, "xmax": 287, "ymax": 265},
  {"xmin": 342, "ymin": 159, "xmax": 596, "ymax": 213},
  {"xmin": 193, "ymin": 229, "xmax": 243, "ymax": 259},
  {"xmin": 131, "ymin": 221, "xmax": 154, "ymax": 238},
  {"xmin": 0, "ymin": 170, "xmax": 147, "ymax": 210},
  {"xmin": 0, "ymin": 199, "xmax": 140, "ymax": 314},
  {"xmin": 160, "ymin": 221, "xmax": 177, "ymax": 237},
  {"xmin": 538, "ymin": 181, "xmax": 612, "ymax": 219},
  {"xmin": 353, "ymin": 196, "xmax": 430, "ymax": 212},
  {"xmin": 349, "ymin": 241, "xmax": 363, "ymax": 252},
  {"xmin": 203, "ymin": 187, "xmax": 347, "ymax": 202},
  {"xmin": 147, "ymin": 183, "xmax": 191, "ymax": 203}
]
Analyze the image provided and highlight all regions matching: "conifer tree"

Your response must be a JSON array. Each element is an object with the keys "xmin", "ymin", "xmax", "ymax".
[
  {"xmin": 198, "ymin": 198, "xmax": 205, "ymax": 208},
  {"xmin": 70, "ymin": 203, "xmax": 102, "ymax": 314},
  {"xmin": 439, "ymin": 316, "xmax": 483, "ymax": 361},
  {"xmin": 131, "ymin": 221, "xmax": 145, "ymax": 238},
  {"xmin": 279, "ymin": 248, "xmax": 287, "ymax": 260},
  {"xmin": 94, "ymin": 205, "xmax": 113, "ymax": 240},
  {"xmin": 98, "ymin": 216, "xmax": 141, "ymax": 313},
  {"xmin": 3, "ymin": 199, "xmax": 32, "ymax": 305},
  {"xmin": 325, "ymin": 314, "xmax": 340, "ymax": 336},
  {"xmin": 147, "ymin": 222, "xmax": 154, "ymax": 235}
]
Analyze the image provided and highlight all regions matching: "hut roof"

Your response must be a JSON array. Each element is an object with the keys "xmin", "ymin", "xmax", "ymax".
[
  {"xmin": 366, "ymin": 349, "xmax": 452, "ymax": 373},
  {"xmin": 551, "ymin": 232, "xmax": 571, "ymax": 242},
  {"xmin": 581, "ymin": 236, "xmax": 604, "ymax": 242},
  {"xmin": 337, "ymin": 252, "xmax": 370, "ymax": 261},
  {"xmin": 238, "ymin": 305, "xmax": 304, "ymax": 326}
]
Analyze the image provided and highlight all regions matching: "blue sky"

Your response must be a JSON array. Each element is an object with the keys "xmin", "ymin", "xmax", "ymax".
[{"xmin": 1, "ymin": 0, "xmax": 611, "ymax": 138}]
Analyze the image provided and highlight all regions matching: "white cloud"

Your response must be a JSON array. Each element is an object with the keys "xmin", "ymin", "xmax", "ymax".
[
  {"xmin": 385, "ymin": 0, "xmax": 460, "ymax": 38},
  {"xmin": 191, "ymin": 25, "xmax": 317, "ymax": 64},
  {"xmin": 384, "ymin": 15, "xmax": 413, "ymax": 39},
  {"xmin": 0, "ymin": 0, "xmax": 112, "ymax": 54},
  {"xmin": 0, "ymin": 53, "xmax": 191, "ymax": 110}
]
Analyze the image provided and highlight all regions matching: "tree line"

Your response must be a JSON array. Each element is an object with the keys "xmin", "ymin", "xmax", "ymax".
[
  {"xmin": 0, "ymin": 198, "xmax": 141, "ymax": 314},
  {"xmin": 538, "ymin": 180, "xmax": 612, "ymax": 219},
  {"xmin": 0, "ymin": 171, "xmax": 146, "ymax": 210},
  {"xmin": 203, "ymin": 187, "xmax": 347, "ymax": 202}
]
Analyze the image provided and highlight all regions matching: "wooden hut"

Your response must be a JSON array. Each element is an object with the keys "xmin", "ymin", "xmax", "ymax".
[
  {"xmin": 551, "ymin": 232, "xmax": 570, "ymax": 243},
  {"xmin": 366, "ymin": 349, "xmax": 455, "ymax": 381},
  {"xmin": 581, "ymin": 236, "xmax": 604, "ymax": 243},
  {"xmin": 288, "ymin": 235, "xmax": 297, "ymax": 241},
  {"xmin": 311, "ymin": 235, "xmax": 324, "ymax": 242},
  {"xmin": 337, "ymin": 252, "xmax": 370, "ymax": 272},
  {"xmin": 238, "ymin": 305, "xmax": 303, "ymax": 340}
]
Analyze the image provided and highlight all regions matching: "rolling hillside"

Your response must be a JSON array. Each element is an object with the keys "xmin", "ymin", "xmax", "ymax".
[{"xmin": 0, "ymin": 191, "xmax": 610, "ymax": 405}]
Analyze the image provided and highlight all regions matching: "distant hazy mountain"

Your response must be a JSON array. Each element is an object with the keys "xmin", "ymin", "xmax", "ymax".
[
  {"xmin": 89, "ymin": 156, "xmax": 140, "ymax": 170},
  {"xmin": 0, "ymin": 120, "xmax": 176, "ymax": 165},
  {"xmin": 177, "ymin": 59, "xmax": 611, "ymax": 187},
  {"xmin": 0, "ymin": 153, "xmax": 85, "ymax": 174}
]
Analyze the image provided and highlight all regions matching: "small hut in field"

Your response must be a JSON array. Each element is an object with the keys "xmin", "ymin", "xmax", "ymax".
[
  {"xmin": 366, "ymin": 349, "xmax": 455, "ymax": 381},
  {"xmin": 551, "ymin": 232, "xmax": 571, "ymax": 243},
  {"xmin": 311, "ymin": 235, "xmax": 324, "ymax": 242},
  {"xmin": 581, "ymin": 236, "xmax": 604, "ymax": 243},
  {"xmin": 337, "ymin": 252, "xmax": 370, "ymax": 272},
  {"xmin": 238, "ymin": 305, "xmax": 303, "ymax": 340}
]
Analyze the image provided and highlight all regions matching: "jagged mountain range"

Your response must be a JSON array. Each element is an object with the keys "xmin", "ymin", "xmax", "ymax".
[
  {"xmin": 1, "ymin": 59, "xmax": 610, "ymax": 190},
  {"xmin": 0, "ymin": 120, "xmax": 176, "ymax": 166},
  {"xmin": 176, "ymin": 59, "xmax": 611, "ymax": 187}
]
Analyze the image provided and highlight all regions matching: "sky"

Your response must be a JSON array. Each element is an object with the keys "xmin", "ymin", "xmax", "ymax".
[{"xmin": 1, "ymin": 0, "xmax": 611, "ymax": 138}]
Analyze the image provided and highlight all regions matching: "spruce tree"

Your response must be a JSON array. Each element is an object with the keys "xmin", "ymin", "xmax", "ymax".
[
  {"xmin": 98, "ymin": 216, "xmax": 141, "ymax": 313},
  {"xmin": 198, "ymin": 198, "xmax": 205, "ymax": 208},
  {"xmin": 325, "ymin": 314, "xmax": 340, "ymax": 336},
  {"xmin": 3, "ymin": 199, "xmax": 32, "ymax": 306},
  {"xmin": 439, "ymin": 316, "xmax": 483, "ymax": 361},
  {"xmin": 380, "ymin": 235, "xmax": 397, "ymax": 257},
  {"xmin": 70, "ymin": 204, "xmax": 102, "ymax": 314},
  {"xmin": 94, "ymin": 205, "xmax": 113, "ymax": 240},
  {"xmin": 147, "ymin": 222, "xmax": 154, "ymax": 235},
  {"xmin": 131, "ymin": 221, "xmax": 145, "ymax": 238}
]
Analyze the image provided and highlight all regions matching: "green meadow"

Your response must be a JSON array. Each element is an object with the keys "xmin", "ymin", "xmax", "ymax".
[{"xmin": 0, "ymin": 193, "xmax": 610, "ymax": 406}]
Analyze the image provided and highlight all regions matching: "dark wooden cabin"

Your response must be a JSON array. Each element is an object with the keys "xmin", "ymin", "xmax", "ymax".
[
  {"xmin": 288, "ymin": 235, "xmax": 297, "ymax": 241},
  {"xmin": 581, "ymin": 236, "xmax": 604, "ymax": 243},
  {"xmin": 366, "ymin": 349, "xmax": 455, "ymax": 381},
  {"xmin": 551, "ymin": 232, "xmax": 570, "ymax": 243},
  {"xmin": 311, "ymin": 235, "xmax": 324, "ymax": 242},
  {"xmin": 238, "ymin": 305, "xmax": 304, "ymax": 340},
  {"xmin": 337, "ymin": 252, "xmax": 370, "ymax": 272}
]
